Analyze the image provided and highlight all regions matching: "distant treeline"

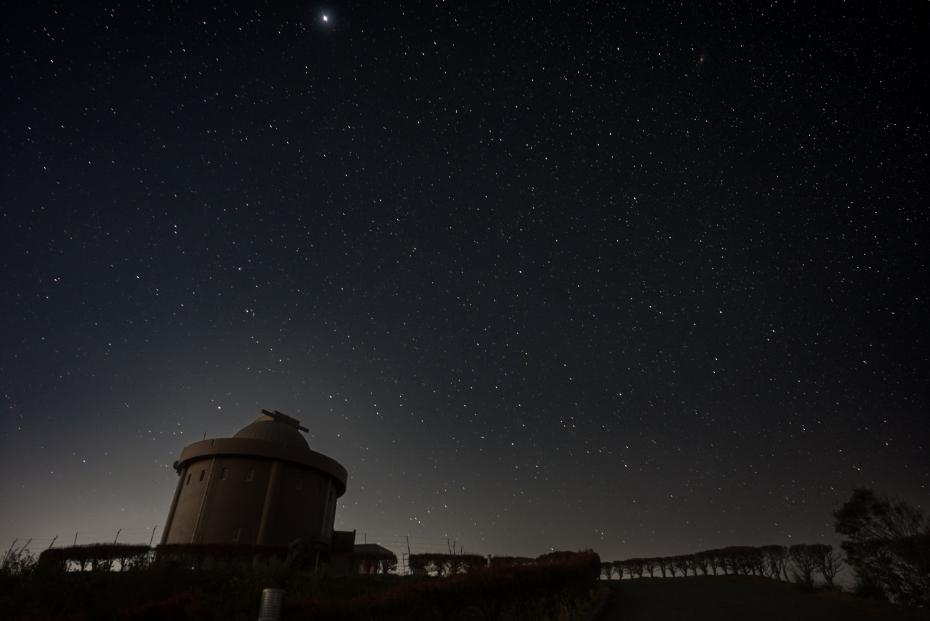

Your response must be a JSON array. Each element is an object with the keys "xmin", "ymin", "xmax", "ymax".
[
  {"xmin": 408, "ymin": 553, "xmax": 487, "ymax": 575},
  {"xmin": 407, "ymin": 552, "xmax": 609, "ymax": 578},
  {"xmin": 602, "ymin": 543, "xmax": 841, "ymax": 588},
  {"xmin": 600, "ymin": 488, "xmax": 929, "ymax": 608}
]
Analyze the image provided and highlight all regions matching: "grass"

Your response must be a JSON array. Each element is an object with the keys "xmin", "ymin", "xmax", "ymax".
[{"xmin": 597, "ymin": 576, "xmax": 929, "ymax": 621}]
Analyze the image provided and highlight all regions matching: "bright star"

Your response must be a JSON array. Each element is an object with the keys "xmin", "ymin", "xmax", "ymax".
[{"xmin": 322, "ymin": 14, "xmax": 329, "ymax": 23}]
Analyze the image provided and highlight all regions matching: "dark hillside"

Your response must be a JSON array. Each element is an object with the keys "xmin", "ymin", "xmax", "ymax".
[{"xmin": 598, "ymin": 576, "xmax": 928, "ymax": 621}]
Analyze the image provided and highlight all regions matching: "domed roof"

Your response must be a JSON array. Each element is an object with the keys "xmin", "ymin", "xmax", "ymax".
[{"xmin": 233, "ymin": 410, "xmax": 310, "ymax": 450}]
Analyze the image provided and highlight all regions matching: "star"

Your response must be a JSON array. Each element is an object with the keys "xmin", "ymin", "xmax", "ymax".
[{"xmin": 322, "ymin": 14, "xmax": 329, "ymax": 24}]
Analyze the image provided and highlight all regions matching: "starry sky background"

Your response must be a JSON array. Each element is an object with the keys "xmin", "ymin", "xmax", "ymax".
[{"xmin": 1, "ymin": 2, "xmax": 928, "ymax": 563}]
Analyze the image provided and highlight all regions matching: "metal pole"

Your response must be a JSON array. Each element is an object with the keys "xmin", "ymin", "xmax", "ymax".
[
  {"xmin": 257, "ymin": 588, "xmax": 285, "ymax": 621},
  {"xmin": 406, "ymin": 535, "xmax": 412, "ymax": 575}
]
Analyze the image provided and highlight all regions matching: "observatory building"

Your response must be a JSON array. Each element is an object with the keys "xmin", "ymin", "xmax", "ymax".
[{"xmin": 160, "ymin": 410, "xmax": 348, "ymax": 549}]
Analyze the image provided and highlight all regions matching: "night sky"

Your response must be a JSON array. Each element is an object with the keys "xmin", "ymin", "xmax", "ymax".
[{"xmin": 2, "ymin": 2, "xmax": 928, "ymax": 562}]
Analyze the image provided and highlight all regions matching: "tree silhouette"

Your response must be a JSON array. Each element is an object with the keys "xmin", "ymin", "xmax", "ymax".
[
  {"xmin": 663, "ymin": 557, "xmax": 677, "ymax": 577},
  {"xmin": 834, "ymin": 488, "xmax": 930, "ymax": 606},
  {"xmin": 694, "ymin": 552, "xmax": 710, "ymax": 576},
  {"xmin": 612, "ymin": 560, "xmax": 625, "ymax": 579},
  {"xmin": 760, "ymin": 545, "xmax": 789, "ymax": 581},
  {"xmin": 808, "ymin": 543, "xmax": 842, "ymax": 588},
  {"xmin": 643, "ymin": 558, "xmax": 657, "ymax": 578},
  {"xmin": 789, "ymin": 545, "xmax": 818, "ymax": 587}
]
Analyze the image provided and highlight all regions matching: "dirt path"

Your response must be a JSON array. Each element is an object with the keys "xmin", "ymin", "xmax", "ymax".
[{"xmin": 595, "ymin": 576, "xmax": 926, "ymax": 621}]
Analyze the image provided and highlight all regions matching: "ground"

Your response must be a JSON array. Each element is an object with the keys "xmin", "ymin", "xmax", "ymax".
[{"xmin": 596, "ymin": 576, "xmax": 928, "ymax": 621}]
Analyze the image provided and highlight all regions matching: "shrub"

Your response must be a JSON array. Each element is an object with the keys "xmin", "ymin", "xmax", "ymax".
[
  {"xmin": 38, "ymin": 544, "xmax": 152, "ymax": 573},
  {"xmin": 287, "ymin": 550, "xmax": 600, "ymax": 621}
]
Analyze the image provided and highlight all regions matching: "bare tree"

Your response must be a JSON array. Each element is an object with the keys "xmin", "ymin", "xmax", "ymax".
[
  {"xmin": 809, "ymin": 544, "xmax": 842, "ymax": 588},
  {"xmin": 789, "ymin": 545, "xmax": 818, "ymax": 587},
  {"xmin": 720, "ymin": 548, "xmax": 739, "ymax": 574},
  {"xmin": 761, "ymin": 545, "xmax": 789, "ymax": 581},
  {"xmin": 643, "ymin": 558, "xmax": 658, "ymax": 578},
  {"xmin": 612, "ymin": 560, "xmax": 625, "ymax": 579},
  {"xmin": 694, "ymin": 552, "xmax": 710, "ymax": 575}
]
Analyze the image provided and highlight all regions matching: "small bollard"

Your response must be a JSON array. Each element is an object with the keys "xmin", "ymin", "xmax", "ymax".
[{"xmin": 257, "ymin": 587, "xmax": 285, "ymax": 621}]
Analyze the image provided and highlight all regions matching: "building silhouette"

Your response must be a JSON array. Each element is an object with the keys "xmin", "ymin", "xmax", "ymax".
[{"xmin": 160, "ymin": 410, "xmax": 348, "ymax": 549}]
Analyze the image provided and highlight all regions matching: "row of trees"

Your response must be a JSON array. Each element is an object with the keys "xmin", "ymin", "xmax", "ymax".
[
  {"xmin": 602, "ymin": 543, "xmax": 842, "ymax": 588},
  {"xmin": 408, "ymin": 553, "xmax": 487, "ymax": 576},
  {"xmin": 408, "ymin": 551, "xmax": 599, "ymax": 577},
  {"xmin": 597, "ymin": 488, "xmax": 928, "ymax": 608}
]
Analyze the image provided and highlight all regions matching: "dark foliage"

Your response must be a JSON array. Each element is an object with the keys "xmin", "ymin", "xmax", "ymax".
[
  {"xmin": 789, "ymin": 544, "xmax": 819, "ymax": 588},
  {"xmin": 287, "ymin": 550, "xmax": 600, "ymax": 621},
  {"xmin": 37, "ymin": 544, "xmax": 152, "ymax": 572},
  {"xmin": 834, "ymin": 488, "xmax": 930, "ymax": 607},
  {"xmin": 0, "ymin": 549, "xmax": 596, "ymax": 621},
  {"xmin": 760, "ymin": 545, "xmax": 790, "ymax": 581},
  {"xmin": 408, "ymin": 552, "xmax": 486, "ymax": 576},
  {"xmin": 352, "ymin": 549, "xmax": 397, "ymax": 575},
  {"xmin": 809, "ymin": 543, "xmax": 843, "ymax": 588},
  {"xmin": 488, "ymin": 555, "xmax": 535, "ymax": 568}
]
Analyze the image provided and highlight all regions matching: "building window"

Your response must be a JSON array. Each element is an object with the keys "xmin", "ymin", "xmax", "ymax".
[
  {"xmin": 245, "ymin": 468, "xmax": 255, "ymax": 482},
  {"xmin": 220, "ymin": 467, "xmax": 228, "ymax": 480},
  {"xmin": 185, "ymin": 472, "xmax": 191, "ymax": 486},
  {"xmin": 199, "ymin": 469, "xmax": 206, "ymax": 482},
  {"xmin": 233, "ymin": 527, "xmax": 242, "ymax": 542}
]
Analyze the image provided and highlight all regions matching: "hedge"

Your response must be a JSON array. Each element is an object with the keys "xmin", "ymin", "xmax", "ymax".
[{"xmin": 287, "ymin": 550, "xmax": 600, "ymax": 621}]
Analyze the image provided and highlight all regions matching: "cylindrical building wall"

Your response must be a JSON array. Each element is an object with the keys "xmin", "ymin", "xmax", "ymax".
[{"xmin": 161, "ymin": 413, "xmax": 347, "ymax": 548}]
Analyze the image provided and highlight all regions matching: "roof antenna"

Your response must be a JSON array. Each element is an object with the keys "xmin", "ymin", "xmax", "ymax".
[{"xmin": 261, "ymin": 409, "xmax": 309, "ymax": 432}]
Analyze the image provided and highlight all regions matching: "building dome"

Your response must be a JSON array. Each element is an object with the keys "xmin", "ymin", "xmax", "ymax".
[{"xmin": 233, "ymin": 412, "xmax": 310, "ymax": 449}]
